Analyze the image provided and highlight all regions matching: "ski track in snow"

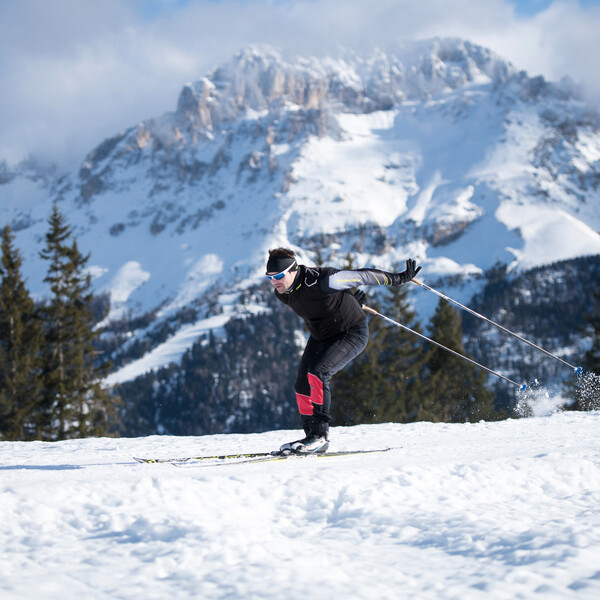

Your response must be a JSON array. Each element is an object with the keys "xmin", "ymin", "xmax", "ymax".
[{"xmin": 1, "ymin": 412, "xmax": 599, "ymax": 600}]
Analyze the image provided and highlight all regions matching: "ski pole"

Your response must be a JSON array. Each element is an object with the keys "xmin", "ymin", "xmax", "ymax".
[
  {"xmin": 362, "ymin": 304, "xmax": 527, "ymax": 391},
  {"xmin": 411, "ymin": 278, "xmax": 582, "ymax": 375}
]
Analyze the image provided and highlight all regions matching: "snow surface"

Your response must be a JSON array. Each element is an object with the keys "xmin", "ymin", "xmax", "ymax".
[
  {"xmin": 1, "ymin": 411, "xmax": 599, "ymax": 600},
  {"xmin": 104, "ymin": 312, "xmax": 231, "ymax": 386}
]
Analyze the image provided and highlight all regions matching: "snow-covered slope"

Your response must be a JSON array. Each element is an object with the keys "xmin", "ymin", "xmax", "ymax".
[
  {"xmin": 1, "ymin": 411, "xmax": 599, "ymax": 599},
  {"xmin": 1, "ymin": 39, "xmax": 599, "ymax": 380}
]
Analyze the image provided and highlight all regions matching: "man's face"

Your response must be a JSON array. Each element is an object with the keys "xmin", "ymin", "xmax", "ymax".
[{"xmin": 267, "ymin": 267, "xmax": 297, "ymax": 293}]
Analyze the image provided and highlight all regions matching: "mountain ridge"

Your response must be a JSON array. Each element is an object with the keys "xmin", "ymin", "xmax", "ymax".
[{"xmin": 1, "ymin": 37, "xmax": 599, "ymax": 383}]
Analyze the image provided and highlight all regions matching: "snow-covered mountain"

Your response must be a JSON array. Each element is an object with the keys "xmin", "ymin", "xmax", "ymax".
[{"xmin": 1, "ymin": 38, "xmax": 599, "ymax": 382}]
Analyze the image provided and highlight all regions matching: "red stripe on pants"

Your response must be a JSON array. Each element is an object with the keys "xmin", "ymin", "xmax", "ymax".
[
  {"xmin": 307, "ymin": 372, "xmax": 324, "ymax": 406},
  {"xmin": 295, "ymin": 392, "xmax": 313, "ymax": 415}
]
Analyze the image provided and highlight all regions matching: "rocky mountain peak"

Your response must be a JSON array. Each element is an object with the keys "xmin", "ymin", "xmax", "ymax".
[
  {"xmin": 3, "ymin": 38, "xmax": 599, "ymax": 355},
  {"xmin": 175, "ymin": 44, "xmax": 330, "ymax": 135}
]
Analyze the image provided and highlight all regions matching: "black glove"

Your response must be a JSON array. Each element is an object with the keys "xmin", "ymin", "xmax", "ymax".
[
  {"xmin": 352, "ymin": 289, "xmax": 367, "ymax": 305},
  {"xmin": 392, "ymin": 259, "xmax": 421, "ymax": 285}
]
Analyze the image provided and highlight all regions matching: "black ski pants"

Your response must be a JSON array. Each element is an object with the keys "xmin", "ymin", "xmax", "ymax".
[{"xmin": 294, "ymin": 320, "xmax": 369, "ymax": 436}]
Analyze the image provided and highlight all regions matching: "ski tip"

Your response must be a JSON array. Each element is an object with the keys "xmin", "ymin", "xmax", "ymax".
[{"xmin": 519, "ymin": 383, "xmax": 527, "ymax": 392}]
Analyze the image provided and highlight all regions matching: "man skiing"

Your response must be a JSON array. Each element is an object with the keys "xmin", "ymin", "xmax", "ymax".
[{"xmin": 266, "ymin": 247, "xmax": 421, "ymax": 454}]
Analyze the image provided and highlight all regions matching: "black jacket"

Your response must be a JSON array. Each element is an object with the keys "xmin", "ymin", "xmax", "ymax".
[{"xmin": 275, "ymin": 265, "xmax": 398, "ymax": 341}]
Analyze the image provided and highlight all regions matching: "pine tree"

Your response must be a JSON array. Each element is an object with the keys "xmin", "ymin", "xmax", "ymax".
[
  {"xmin": 584, "ymin": 288, "xmax": 600, "ymax": 367},
  {"xmin": 375, "ymin": 284, "xmax": 425, "ymax": 422},
  {"xmin": 331, "ymin": 295, "xmax": 389, "ymax": 425},
  {"xmin": 333, "ymin": 284, "xmax": 424, "ymax": 425},
  {"xmin": 419, "ymin": 299, "xmax": 495, "ymax": 422},
  {"xmin": 38, "ymin": 205, "xmax": 115, "ymax": 440},
  {"xmin": 0, "ymin": 225, "xmax": 44, "ymax": 440}
]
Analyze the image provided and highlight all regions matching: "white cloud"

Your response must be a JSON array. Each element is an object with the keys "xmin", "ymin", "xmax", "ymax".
[
  {"xmin": 441, "ymin": 1, "xmax": 600, "ymax": 99},
  {"xmin": 0, "ymin": 0, "xmax": 599, "ymax": 166},
  {"xmin": 0, "ymin": 1, "xmax": 208, "ymax": 164}
]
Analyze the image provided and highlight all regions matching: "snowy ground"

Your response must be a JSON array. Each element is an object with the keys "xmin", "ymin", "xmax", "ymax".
[{"xmin": 1, "ymin": 411, "xmax": 599, "ymax": 600}]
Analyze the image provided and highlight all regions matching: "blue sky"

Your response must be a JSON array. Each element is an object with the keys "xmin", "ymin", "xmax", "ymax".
[
  {"xmin": 135, "ymin": 0, "xmax": 600, "ymax": 19},
  {"xmin": 511, "ymin": 0, "xmax": 599, "ymax": 14},
  {"xmin": 1, "ymin": 0, "xmax": 599, "ymax": 165}
]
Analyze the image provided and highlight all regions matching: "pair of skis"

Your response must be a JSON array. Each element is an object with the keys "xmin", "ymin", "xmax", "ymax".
[{"xmin": 134, "ymin": 447, "xmax": 392, "ymax": 467}]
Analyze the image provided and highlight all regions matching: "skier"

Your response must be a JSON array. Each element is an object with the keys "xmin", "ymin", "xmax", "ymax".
[{"xmin": 266, "ymin": 247, "xmax": 421, "ymax": 454}]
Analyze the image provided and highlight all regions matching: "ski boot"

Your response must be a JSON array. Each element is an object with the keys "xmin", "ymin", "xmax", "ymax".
[{"xmin": 279, "ymin": 432, "xmax": 329, "ymax": 455}]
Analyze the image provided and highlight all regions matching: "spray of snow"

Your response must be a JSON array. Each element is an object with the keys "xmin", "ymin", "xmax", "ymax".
[
  {"xmin": 515, "ymin": 371, "xmax": 600, "ymax": 417},
  {"xmin": 575, "ymin": 371, "xmax": 600, "ymax": 411},
  {"xmin": 515, "ymin": 380, "xmax": 568, "ymax": 417}
]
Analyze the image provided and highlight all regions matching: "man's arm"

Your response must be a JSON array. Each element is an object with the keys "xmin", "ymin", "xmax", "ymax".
[{"xmin": 323, "ymin": 259, "xmax": 421, "ymax": 293}]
